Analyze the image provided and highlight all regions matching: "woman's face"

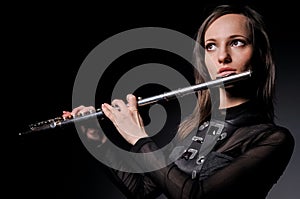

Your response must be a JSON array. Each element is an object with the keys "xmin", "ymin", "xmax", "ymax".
[{"xmin": 204, "ymin": 14, "xmax": 253, "ymax": 80}]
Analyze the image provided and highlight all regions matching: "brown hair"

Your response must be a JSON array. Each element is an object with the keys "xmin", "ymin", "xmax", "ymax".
[{"xmin": 177, "ymin": 4, "xmax": 276, "ymax": 139}]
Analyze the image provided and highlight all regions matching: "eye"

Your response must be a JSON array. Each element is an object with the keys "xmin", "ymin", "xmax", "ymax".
[
  {"xmin": 205, "ymin": 43, "xmax": 217, "ymax": 51},
  {"xmin": 231, "ymin": 39, "xmax": 246, "ymax": 47}
]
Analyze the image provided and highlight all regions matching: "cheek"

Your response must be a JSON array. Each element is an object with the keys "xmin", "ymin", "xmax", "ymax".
[
  {"xmin": 236, "ymin": 47, "xmax": 253, "ymax": 70},
  {"xmin": 235, "ymin": 53, "xmax": 253, "ymax": 71},
  {"xmin": 205, "ymin": 54, "xmax": 217, "ymax": 79}
]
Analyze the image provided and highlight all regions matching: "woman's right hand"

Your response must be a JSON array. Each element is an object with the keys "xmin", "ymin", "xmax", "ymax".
[{"xmin": 62, "ymin": 105, "xmax": 106, "ymax": 143}]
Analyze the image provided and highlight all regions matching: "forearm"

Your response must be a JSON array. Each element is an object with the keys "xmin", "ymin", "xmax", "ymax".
[
  {"xmin": 131, "ymin": 138, "xmax": 201, "ymax": 199},
  {"xmin": 98, "ymin": 140, "xmax": 162, "ymax": 198},
  {"xmin": 129, "ymin": 128, "xmax": 294, "ymax": 199}
]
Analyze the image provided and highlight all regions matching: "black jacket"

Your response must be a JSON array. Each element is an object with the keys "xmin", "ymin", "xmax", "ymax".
[{"xmin": 103, "ymin": 101, "xmax": 295, "ymax": 199}]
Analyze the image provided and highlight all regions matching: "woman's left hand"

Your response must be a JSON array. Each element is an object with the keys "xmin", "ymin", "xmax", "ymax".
[{"xmin": 101, "ymin": 94, "xmax": 148, "ymax": 145}]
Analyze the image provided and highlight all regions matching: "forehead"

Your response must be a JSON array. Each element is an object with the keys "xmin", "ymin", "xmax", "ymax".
[{"xmin": 205, "ymin": 14, "xmax": 250, "ymax": 40}]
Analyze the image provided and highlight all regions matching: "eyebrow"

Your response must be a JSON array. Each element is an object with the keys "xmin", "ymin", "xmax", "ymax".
[{"xmin": 205, "ymin": 34, "xmax": 249, "ymax": 43}]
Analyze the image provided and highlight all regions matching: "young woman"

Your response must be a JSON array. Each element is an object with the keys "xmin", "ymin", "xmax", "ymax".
[{"xmin": 64, "ymin": 4, "xmax": 294, "ymax": 199}]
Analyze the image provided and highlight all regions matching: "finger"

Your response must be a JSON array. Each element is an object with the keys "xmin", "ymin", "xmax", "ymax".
[
  {"xmin": 71, "ymin": 105, "xmax": 86, "ymax": 116},
  {"xmin": 126, "ymin": 94, "xmax": 144, "ymax": 126},
  {"xmin": 111, "ymin": 99, "xmax": 127, "ymax": 112},
  {"xmin": 101, "ymin": 103, "xmax": 116, "ymax": 122},
  {"xmin": 81, "ymin": 106, "xmax": 96, "ymax": 114},
  {"xmin": 126, "ymin": 94, "xmax": 138, "ymax": 111},
  {"xmin": 138, "ymin": 114, "xmax": 145, "ymax": 127},
  {"xmin": 62, "ymin": 111, "xmax": 72, "ymax": 119},
  {"xmin": 72, "ymin": 106, "xmax": 95, "ymax": 116}
]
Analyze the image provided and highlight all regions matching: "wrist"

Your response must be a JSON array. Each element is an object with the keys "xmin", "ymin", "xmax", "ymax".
[{"xmin": 130, "ymin": 135, "xmax": 148, "ymax": 145}]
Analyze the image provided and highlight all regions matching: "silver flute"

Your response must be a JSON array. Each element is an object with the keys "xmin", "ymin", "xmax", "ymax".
[{"xmin": 19, "ymin": 70, "xmax": 252, "ymax": 135}]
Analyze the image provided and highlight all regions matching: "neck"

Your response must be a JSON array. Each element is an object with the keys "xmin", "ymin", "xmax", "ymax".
[{"xmin": 219, "ymin": 88, "xmax": 249, "ymax": 109}]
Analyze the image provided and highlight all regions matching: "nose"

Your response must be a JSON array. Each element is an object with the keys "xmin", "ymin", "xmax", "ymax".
[{"xmin": 218, "ymin": 46, "xmax": 231, "ymax": 64}]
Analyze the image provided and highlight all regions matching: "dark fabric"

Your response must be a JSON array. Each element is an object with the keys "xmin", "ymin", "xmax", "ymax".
[
  {"xmin": 102, "ymin": 101, "xmax": 295, "ymax": 199},
  {"xmin": 173, "ymin": 100, "xmax": 271, "ymax": 180}
]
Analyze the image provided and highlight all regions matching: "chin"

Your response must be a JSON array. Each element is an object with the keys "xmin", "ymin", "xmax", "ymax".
[{"xmin": 224, "ymin": 78, "xmax": 255, "ymax": 99}]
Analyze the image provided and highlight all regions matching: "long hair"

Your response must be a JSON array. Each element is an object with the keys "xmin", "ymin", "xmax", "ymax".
[{"xmin": 177, "ymin": 4, "xmax": 276, "ymax": 139}]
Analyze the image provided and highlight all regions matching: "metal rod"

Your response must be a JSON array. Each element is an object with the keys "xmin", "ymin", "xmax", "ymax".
[{"xmin": 19, "ymin": 70, "xmax": 251, "ymax": 135}]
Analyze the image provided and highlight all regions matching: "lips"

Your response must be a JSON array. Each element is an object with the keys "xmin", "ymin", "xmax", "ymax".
[{"xmin": 217, "ymin": 67, "xmax": 237, "ymax": 78}]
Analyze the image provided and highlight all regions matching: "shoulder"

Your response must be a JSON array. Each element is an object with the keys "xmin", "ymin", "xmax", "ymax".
[
  {"xmin": 235, "ymin": 123, "xmax": 295, "ymax": 148},
  {"xmin": 244, "ymin": 123, "xmax": 295, "ymax": 153},
  {"xmin": 230, "ymin": 124, "xmax": 295, "ymax": 161},
  {"xmin": 263, "ymin": 124, "xmax": 295, "ymax": 146}
]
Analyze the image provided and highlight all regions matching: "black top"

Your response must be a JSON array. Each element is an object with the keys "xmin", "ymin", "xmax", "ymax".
[{"xmin": 103, "ymin": 101, "xmax": 295, "ymax": 199}]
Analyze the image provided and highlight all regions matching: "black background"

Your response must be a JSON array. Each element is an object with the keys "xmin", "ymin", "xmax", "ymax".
[{"xmin": 11, "ymin": 0, "xmax": 300, "ymax": 198}]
